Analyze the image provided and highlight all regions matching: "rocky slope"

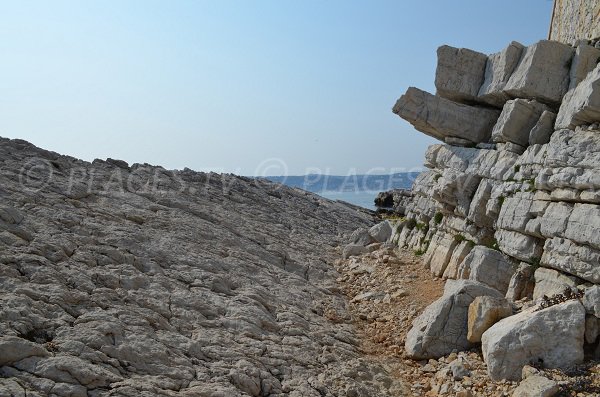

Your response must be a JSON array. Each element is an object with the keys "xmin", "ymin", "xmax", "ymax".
[
  {"xmin": 0, "ymin": 137, "xmax": 417, "ymax": 396},
  {"xmin": 387, "ymin": 35, "xmax": 600, "ymax": 389}
]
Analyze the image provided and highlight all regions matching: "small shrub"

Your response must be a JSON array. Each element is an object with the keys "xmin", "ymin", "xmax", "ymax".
[
  {"xmin": 454, "ymin": 234, "xmax": 466, "ymax": 243},
  {"xmin": 498, "ymin": 196, "xmax": 505, "ymax": 207},
  {"xmin": 434, "ymin": 174, "xmax": 442, "ymax": 182},
  {"xmin": 514, "ymin": 164, "xmax": 521, "ymax": 173},
  {"xmin": 486, "ymin": 238, "xmax": 500, "ymax": 251},
  {"xmin": 414, "ymin": 249, "xmax": 425, "ymax": 256},
  {"xmin": 406, "ymin": 219, "xmax": 417, "ymax": 230},
  {"xmin": 434, "ymin": 212, "xmax": 444, "ymax": 224}
]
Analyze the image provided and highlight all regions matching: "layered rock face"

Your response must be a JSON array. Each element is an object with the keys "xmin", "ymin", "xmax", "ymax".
[
  {"xmin": 550, "ymin": 0, "xmax": 600, "ymax": 45},
  {"xmin": 0, "ymin": 138, "xmax": 415, "ymax": 396},
  {"xmin": 392, "ymin": 38, "xmax": 600, "ymax": 380}
]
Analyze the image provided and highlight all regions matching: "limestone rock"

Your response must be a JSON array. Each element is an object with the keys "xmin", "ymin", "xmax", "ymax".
[
  {"xmin": 461, "ymin": 246, "xmax": 516, "ymax": 294},
  {"xmin": 481, "ymin": 300, "xmax": 585, "ymax": 381},
  {"xmin": 0, "ymin": 336, "xmax": 49, "ymax": 366},
  {"xmin": 512, "ymin": 375, "xmax": 559, "ymax": 397},
  {"xmin": 556, "ymin": 63, "xmax": 600, "ymax": 129},
  {"xmin": 467, "ymin": 296, "xmax": 512, "ymax": 343},
  {"xmin": 368, "ymin": 221, "xmax": 392, "ymax": 243},
  {"xmin": 491, "ymin": 99, "xmax": 550, "ymax": 147},
  {"xmin": 393, "ymin": 87, "xmax": 500, "ymax": 143},
  {"xmin": 568, "ymin": 44, "xmax": 600, "ymax": 90},
  {"xmin": 529, "ymin": 110, "xmax": 557, "ymax": 145},
  {"xmin": 532, "ymin": 267, "xmax": 579, "ymax": 301},
  {"xmin": 504, "ymin": 40, "xmax": 574, "ymax": 105},
  {"xmin": 541, "ymin": 237, "xmax": 600, "ymax": 283},
  {"xmin": 343, "ymin": 243, "xmax": 370, "ymax": 259},
  {"xmin": 585, "ymin": 315, "xmax": 600, "ymax": 344},
  {"xmin": 583, "ymin": 285, "xmax": 600, "ymax": 317},
  {"xmin": 478, "ymin": 41, "xmax": 525, "ymax": 107},
  {"xmin": 405, "ymin": 279, "xmax": 503, "ymax": 359},
  {"xmin": 495, "ymin": 229, "xmax": 543, "ymax": 263},
  {"xmin": 442, "ymin": 240, "xmax": 473, "ymax": 280},
  {"xmin": 435, "ymin": 45, "xmax": 488, "ymax": 103},
  {"xmin": 505, "ymin": 263, "xmax": 535, "ymax": 302}
]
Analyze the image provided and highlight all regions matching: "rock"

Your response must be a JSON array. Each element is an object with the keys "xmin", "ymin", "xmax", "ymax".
[
  {"xmin": 583, "ymin": 285, "xmax": 600, "ymax": 317},
  {"xmin": 512, "ymin": 375, "xmax": 559, "ymax": 397},
  {"xmin": 504, "ymin": 40, "xmax": 574, "ymax": 105},
  {"xmin": 481, "ymin": 300, "xmax": 585, "ymax": 381},
  {"xmin": 495, "ymin": 229, "xmax": 543, "ymax": 263},
  {"xmin": 556, "ymin": 63, "xmax": 600, "ymax": 129},
  {"xmin": 405, "ymin": 279, "xmax": 503, "ymax": 359},
  {"xmin": 350, "ymin": 228, "xmax": 375, "ymax": 246},
  {"xmin": 442, "ymin": 240, "xmax": 473, "ymax": 280},
  {"xmin": 462, "ymin": 246, "xmax": 516, "ymax": 294},
  {"xmin": 491, "ymin": 99, "xmax": 550, "ymax": 147},
  {"xmin": 568, "ymin": 44, "xmax": 600, "ymax": 90},
  {"xmin": 505, "ymin": 263, "xmax": 535, "ymax": 302},
  {"xmin": 434, "ymin": 45, "xmax": 488, "ymax": 103},
  {"xmin": 448, "ymin": 357, "xmax": 471, "ymax": 380},
  {"xmin": 478, "ymin": 41, "xmax": 525, "ymax": 107},
  {"xmin": 532, "ymin": 267, "xmax": 579, "ymax": 301},
  {"xmin": 343, "ymin": 244, "xmax": 370, "ymax": 259},
  {"xmin": 0, "ymin": 336, "xmax": 49, "ymax": 365},
  {"xmin": 528, "ymin": 110, "xmax": 557, "ymax": 145},
  {"xmin": 585, "ymin": 315, "xmax": 600, "ymax": 344},
  {"xmin": 424, "ymin": 232, "xmax": 458, "ymax": 277},
  {"xmin": 368, "ymin": 221, "xmax": 392, "ymax": 243},
  {"xmin": 541, "ymin": 237, "xmax": 600, "ymax": 284},
  {"xmin": 467, "ymin": 296, "xmax": 512, "ymax": 343},
  {"xmin": 392, "ymin": 87, "xmax": 500, "ymax": 143}
]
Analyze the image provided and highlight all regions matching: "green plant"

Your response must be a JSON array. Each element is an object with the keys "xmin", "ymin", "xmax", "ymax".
[
  {"xmin": 434, "ymin": 212, "xmax": 443, "ymax": 225},
  {"xmin": 434, "ymin": 174, "xmax": 442, "ymax": 182},
  {"xmin": 454, "ymin": 234, "xmax": 466, "ymax": 243},
  {"xmin": 415, "ymin": 222, "xmax": 429, "ymax": 234},
  {"xmin": 514, "ymin": 164, "xmax": 521, "ymax": 173},
  {"xmin": 486, "ymin": 238, "xmax": 500, "ymax": 251},
  {"xmin": 406, "ymin": 219, "xmax": 417, "ymax": 230},
  {"xmin": 414, "ymin": 249, "xmax": 425, "ymax": 256},
  {"xmin": 498, "ymin": 196, "xmax": 505, "ymax": 207},
  {"xmin": 529, "ymin": 256, "xmax": 541, "ymax": 268}
]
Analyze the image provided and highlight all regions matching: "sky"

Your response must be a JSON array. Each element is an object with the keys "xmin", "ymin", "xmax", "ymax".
[{"xmin": 0, "ymin": 1, "xmax": 554, "ymax": 176}]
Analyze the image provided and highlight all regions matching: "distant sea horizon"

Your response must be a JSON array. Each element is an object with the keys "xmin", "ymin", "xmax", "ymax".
[{"xmin": 263, "ymin": 172, "xmax": 420, "ymax": 210}]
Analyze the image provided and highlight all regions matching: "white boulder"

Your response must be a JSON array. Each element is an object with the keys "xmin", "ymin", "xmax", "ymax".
[
  {"xmin": 491, "ymin": 99, "xmax": 550, "ymax": 147},
  {"xmin": 435, "ymin": 45, "xmax": 488, "ymax": 103}
]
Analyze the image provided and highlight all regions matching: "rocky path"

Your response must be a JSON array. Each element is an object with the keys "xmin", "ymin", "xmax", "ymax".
[{"xmin": 0, "ymin": 137, "xmax": 410, "ymax": 397}]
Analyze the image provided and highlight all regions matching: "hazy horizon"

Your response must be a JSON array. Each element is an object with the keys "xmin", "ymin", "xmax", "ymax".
[{"xmin": 1, "ymin": 1, "xmax": 553, "ymax": 176}]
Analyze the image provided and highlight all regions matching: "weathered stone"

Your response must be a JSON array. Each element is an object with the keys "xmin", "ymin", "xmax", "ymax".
[
  {"xmin": 539, "ymin": 202, "xmax": 572, "ymax": 238},
  {"xmin": 442, "ymin": 240, "xmax": 473, "ymax": 280},
  {"xmin": 424, "ymin": 232, "xmax": 458, "ymax": 277},
  {"xmin": 568, "ymin": 44, "xmax": 600, "ymax": 90},
  {"xmin": 350, "ymin": 228, "xmax": 375, "ymax": 246},
  {"xmin": 466, "ymin": 179, "xmax": 495, "ymax": 228},
  {"xmin": 505, "ymin": 263, "xmax": 535, "ymax": 302},
  {"xmin": 495, "ymin": 229, "xmax": 543, "ymax": 263},
  {"xmin": 448, "ymin": 357, "xmax": 471, "ymax": 380},
  {"xmin": 541, "ymin": 237, "xmax": 600, "ymax": 283},
  {"xmin": 467, "ymin": 296, "xmax": 512, "ymax": 343},
  {"xmin": 532, "ymin": 267, "xmax": 579, "ymax": 301},
  {"xmin": 504, "ymin": 40, "xmax": 574, "ymax": 105},
  {"xmin": 491, "ymin": 99, "xmax": 550, "ymax": 147},
  {"xmin": 512, "ymin": 375, "xmax": 559, "ymax": 397},
  {"xmin": 343, "ymin": 243, "xmax": 370, "ymax": 259},
  {"xmin": 460, "ymin": 246, "xmax": 516, "ymax": 294},
  {"xmin": 405, "ymin": 279, "xmax": 503, "ymax": 359},
  {"xmin": 529, "ymin": 110, "xmax": 557, "ymax": 145},
  {"xmin": 556, "ymin": 63, "xmax": 600, "ymax": 129},
  {"xmin": 478, "ymin": 41, "xmax": 525, "ymax": 107},
  {"xmin": 393, "ymin": 87, "xmax": 500, "ymax": 143},
  {"xmin": 585, "ymin": 315, "xmax": 600, "ymax": 344},
  {"xmin": 0, "ymin": 336, "xmax": 49, "ymax": 366},
  {"xmin": 368, "ymin": 221, "xmax": 392, "ymax": 243},
  {"xmin": 481, "ymin": 300, "xmax": 585, "ymax": 381},
  {"xmin": 564, "ymin": 203, "xmax": 600, "ymax": 250},
  {"xmin": 435, "ymin": 45, "xmax": 488, "ymax": 103},
  {"xmin": 583, "ymin": 285, "xmax": 600, "ymax": 317}
]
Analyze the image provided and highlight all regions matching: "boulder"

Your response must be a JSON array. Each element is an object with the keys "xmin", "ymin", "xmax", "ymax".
[
  {"xmin": 342, "ymin": 244, "xmax": 369, "ymax": 259},
  {"xmin": 368, "ymin": 221, "xmax": 392, "ymax": 243},
  {"xmin": 529, "ymin": 110, "xmax": 557, "ymax": 145},
  {"xmin": 556, "ymin": 63, "xmax": 600, "ymax": 129},
  {"xmin": 481, "ymin": 300, "xmax": 585, "ymax": 381},
  {"xmin": 425, "ymin": 232, "xmax": 459, "ymax": 277},
  {"xmin": 491, "ymin": 99, "xmax": 550, "ymax": 147},
  {"xmin": 505, "ymin": 263, "xmax": 535, "ymax": 302},
  {"xmin": 583, "ymin": 285, "xmax": 600, "ymax": 317},
  {"xmin": 478, "ymin": 41, "xmax": 525, "ymax": 107},
  {"xmin": 460, "ymin": 246, "xmax": 516, "ymax": 294},
  {"xmin": 504, "ymin": 40, "xmax": 574, "ymax": 105},
  {"xmin": 0, "ymin": 336, "xmax": 49, "ymax": 366},
  {"xmin": 467, "ymin": 296, "xmax": 512, "ymax": 343},
  {"xmin": 512, "ymin": 375, "xmax": 559, "ymax": 397},
  {"xmin": 442, "ymin": 240, "xmax": 473, "ymax": 280},
  {"xmin": 435, "ymin": 45, "xmax": 488, "ymax": 103},
  {"xmin": 349, "ymin": 228, "xmax": 375, "ymax": 246},
  {"xmin": 393, "ymin": 87, "xmax": 500, "ymax": 143},
  {"xmin": 532, "ymin": 267, "xmax": 579, "ymax": 301},
  {"xmin": 568, "ymin": 44, "xmax": 600, "ymax": 90},
  {"xmin": 405, "ymin": 279, "xmax": 503, "ymax": 359}
]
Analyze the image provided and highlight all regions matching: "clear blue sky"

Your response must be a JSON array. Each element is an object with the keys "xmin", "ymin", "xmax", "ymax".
[{"xmin": 0, "ymin": 1, "xmax": 554, "ymax": 176}]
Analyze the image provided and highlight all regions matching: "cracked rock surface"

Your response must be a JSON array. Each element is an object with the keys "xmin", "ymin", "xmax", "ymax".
[{"xmin": 0, "ymin": 137, "xmax": 411, "ymax": 396}]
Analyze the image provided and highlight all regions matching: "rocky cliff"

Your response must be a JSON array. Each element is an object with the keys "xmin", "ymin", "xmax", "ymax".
[
  {"xmin": 0, "ymin": 137, "xmax": 426, "ymax": 396},
  {"xmin": 391, "ymin": 36, "xmax": 600, "ymax": 382},
  {"xmin": 550, "ymin": 0, "xmax": 600, "ymax": 44}
]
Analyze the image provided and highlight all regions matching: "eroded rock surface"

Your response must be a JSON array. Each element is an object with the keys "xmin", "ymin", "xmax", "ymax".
[{"xmin": 0, "ymin": 137, "xmax": 413, "ymax": 396}]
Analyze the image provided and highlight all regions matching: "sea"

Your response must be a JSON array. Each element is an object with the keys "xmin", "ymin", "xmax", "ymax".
[{"xmin": 317, "ymin": 190, "xmax": 379, "ymax": 210}]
